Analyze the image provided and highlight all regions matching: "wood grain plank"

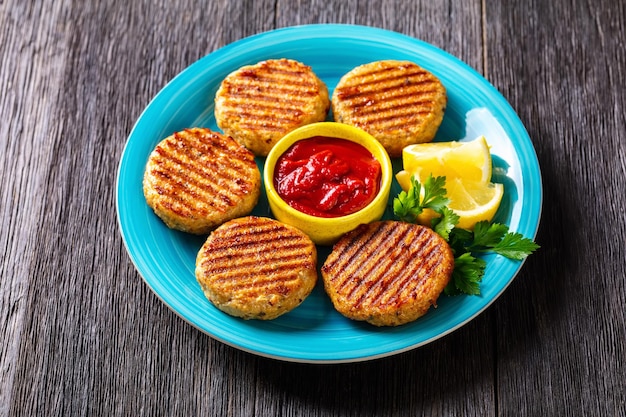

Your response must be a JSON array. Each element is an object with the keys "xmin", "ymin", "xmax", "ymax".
[
  {"xmin": 485, "ymin": 0, "xmax": 626, "ymax": 415},
  {"xmin": 0, "ymin": 1, "xmax": 74, "ymax": 415},
  {"xmin": 1, "ymin": 0, "xmax": 255, "ymax": 414},
  {"xmin": 275, "ymin": 0, "xmax": 484, "ymax": 71}
]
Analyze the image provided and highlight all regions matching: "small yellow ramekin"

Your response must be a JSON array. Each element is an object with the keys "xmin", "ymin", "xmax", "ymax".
[{"xmin": 264, "ymin": 122, "xmax": 392, "ymax": 245}]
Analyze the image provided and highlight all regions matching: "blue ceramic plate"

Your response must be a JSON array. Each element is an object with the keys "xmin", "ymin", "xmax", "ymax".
[{"xmin": 117, "ymin": 24, "xmax": 542, "ymax": 363}]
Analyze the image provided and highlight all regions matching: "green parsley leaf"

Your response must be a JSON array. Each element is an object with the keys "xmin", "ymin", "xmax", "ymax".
[
  {"xmin": 431, "ymin": 206, "xmax": 459, "ymax": 241},
  {"xmin": 420, "ymin": 175, "xmax": 449, "ymax": 213},
  {"xmin": 489, "ymin": 232, "xmax": 541, "ymax": 260},
  {"xmin": 392, "ymin": 174, "xmax": 450, "ymax": 223},
  {"xmin": 468, "ymin": 221, "xmax": 509, "ymax": 249},
  {"xmin": 448, "ymin": 227, "xmax": 473, "ymax": 254},
  {"xmin": 465, "ymin": 222, "xmax": 539, "ymax": 260},
  {"xmin": 393, "ymin": 188, "xmax": 420, "ymax": 224},
  {"xmin": 445, "ymin": 252, "xmax": 486, "ymax": 296}
]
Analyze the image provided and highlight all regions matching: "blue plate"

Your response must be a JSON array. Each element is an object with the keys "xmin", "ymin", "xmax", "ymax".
[{"xmin": 116, "ymin": 24, "xmax": 542, "ymax": 363}]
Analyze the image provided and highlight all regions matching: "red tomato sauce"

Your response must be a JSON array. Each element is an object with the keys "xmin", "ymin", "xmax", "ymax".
[{"xmin": 274, "ymin": 136, "xmax": 382, "ymax": 218}]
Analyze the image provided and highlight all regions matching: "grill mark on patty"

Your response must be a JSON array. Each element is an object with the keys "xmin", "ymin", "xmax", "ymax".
[
  {"xmin": 169, "ymin": 129, "xmax": 257, "ymax": 179},
  {"xmin": 215, "ymin": 59, "xmax": 330, "ymax": 156},
  {"xmin": 335, "ymin": 77, "xmax": 438, "ymax": 102},
  {"xmin": 383, "ymin": 237, "xmax": 444, "ymax": 307},
  {"xmin": 219, "ymin": 111, "xmax": 306, "ymax": 126},
  {"xmin": 201, "ymin": 240, "xmax": 314, "ymax": 273},
  {"xmin": 205, "ymin": 257, "xmax": 313, "ymax": 282},
  {"xmin": 234, "ymin": 123, "xmax": 297, "ymax": 134},
  {"xmin": 333, "ymin": 64, "xmax": 445, "ymax": 137},
  {"xmin": 323, "ymin": 226, "xmax": 379, "ymax": 293},
  {"xmin": 335, "ymin": 65, "xmax": 431, "ymax": 89},
  {"xmin": 340, "ymin": 91, "xmax": 444, "ymax": 113},
  {"xmin": 219, "ymin": 98, "xmax": 308, "ymax": 115},
  {"xmin": 224, "ymin": 82, "xmax": 321, "ymax": 97},
  {"xmin": 332, "ymin": 60, "xmax": 447, "ymax": 158},
  {"xmin": 341, "ymin": 225, "xmax": 403, "ymax": 298},
  {"xmin": 151, "ymin": 170, "xmax": 232, "ymax": 215},
  {"xmin": 336, "ymin": 223, "xmax": 415, "ymax": 307},
  {"xmin": 210, "ymin": 270, "xmax": 308, "ymax": 296},
  {"xmin": 359, "ymin": 228, "xmax": 441, "ymax": 309},
  {"xmin": 147, "ymin": 130, "xmax": 257, "ymax": 215},
  {"xmin": 348, "ymin": 224, "xmax": 413, "ymax": 307},
  {"xmin": 218, "ymin": 84, "xmax": 318, "ymax": 124},
  {"xmin": 196, "ymin": 217, "xmax": 318, "ymax": 318},
  {"xmin": 199, "ymin": 219, "xmax": 316, "ymax": 284},
  {"xmin": 346, "ymin": 106, "xmax": 440, "ymax": 132},
  {"xmin": 151, "ymin": 149, "xmax": 253, "ymax": 195},
  {"xmin": 234, "ymin": 65, "xmax": 322, "ymax": 84},
  {"xmin": 323, "ymin": 221, "xmax": 453, "ymax": 311},
  {"xmin": 205, "ymin": 218, "xmax": 301, "ymax": 243},
  {"xmin": 335, "ymin": 79, "xmax": 443, "ymax": 124}
]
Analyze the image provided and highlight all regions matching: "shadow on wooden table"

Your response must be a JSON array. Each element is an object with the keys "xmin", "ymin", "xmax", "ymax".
[{"xmin": 246, "ymin": 315, "xmax": 497, "ymax": 414}]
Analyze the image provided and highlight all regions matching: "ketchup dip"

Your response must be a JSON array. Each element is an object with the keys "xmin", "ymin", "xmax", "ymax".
[{"xmin": 273, "ymin": 136, "xmax": 382, "ymax": 218}]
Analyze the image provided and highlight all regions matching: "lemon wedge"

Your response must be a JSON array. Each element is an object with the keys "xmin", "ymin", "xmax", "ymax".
[
  {"xmin": 400, "ymin": 136, "xmax": 492, "ymax": 183},
  {"xmin": 395, "ymin": 136, "xmax": 503, "ymax": 229},
  {"xmin": 443, "ymin": 179, "xmax": 504, "ymax": 229}
]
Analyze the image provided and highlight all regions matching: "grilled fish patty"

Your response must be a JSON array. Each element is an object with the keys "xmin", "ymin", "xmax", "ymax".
[
  {"xmin": 321, "ymin": 221, "xmax": 454, "ymax": 326},
  {"xmin": 143, "ymin": 128, "xmax": 261, "ymax": 235},
  {"xmin": 196, "ymin": 216, "xmax": 318, "ymax": 320},
  {"xmin": 214, "ymin": 58, "xmax": 330, "ymax": 156},
  {"xmin": 331, "ymin": 60, "xmax": 447, "ymax": 157}
]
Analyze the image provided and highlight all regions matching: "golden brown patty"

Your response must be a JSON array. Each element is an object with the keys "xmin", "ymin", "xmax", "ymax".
[
  {"xmin": 214, "ymin": 58, "xmax": 330, "ymax": 156},
  {"xmin": 143, "ymin": 128, "xmax": 261, "ymax": 235},
  {"xmin": 331, "ymin": 60, "xmax": 447, "ymax": 157},
  {"xmin": 321, "ymin": 221, "xmax": 454, "ymax": 326},
  {"xmin": 195, "ymin": 216, "xmax": 318, "ymax": 320}
]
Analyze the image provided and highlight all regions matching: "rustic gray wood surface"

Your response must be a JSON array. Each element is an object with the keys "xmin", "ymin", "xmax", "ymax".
[{"xmin": 1, "ymin": 0, "xmax": 624, "ymax": 415}]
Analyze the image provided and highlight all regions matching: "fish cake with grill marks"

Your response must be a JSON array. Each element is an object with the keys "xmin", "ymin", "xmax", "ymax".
[
  {"xmin": 143, "ymin": 128, "xmax": 260, "ymax": 235},
  {"xmin": 196, "ymin": 216, "xmax": 318, "ymax": 320},
  {"xmin": 214, "ymin": 58, "xmax": 330, "ymax": 156},
  {"xmin": 321, "ymin": 221, "xmax": 454, "ymax": 326},
  {"xmin": 332, "ymin": 60, "xmax": 447, "ymax": 157}
]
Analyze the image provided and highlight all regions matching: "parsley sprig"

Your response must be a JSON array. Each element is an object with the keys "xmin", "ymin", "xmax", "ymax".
[
  {"xmin": 393, "ymin": 174, "xmax": 539, "ymax": 296},
  {"xmin": 393, "ymin": 176, "xmax": 459, "ymax": 240},
  {"xmin": 393, "ymin": 175, "xmax": 449, "ymax": 221}
]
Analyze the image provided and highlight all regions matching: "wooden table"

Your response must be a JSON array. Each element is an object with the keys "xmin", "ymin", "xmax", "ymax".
[{"xmin": 1, "ymin": 0, "xmax": 624, "ymax": 415}]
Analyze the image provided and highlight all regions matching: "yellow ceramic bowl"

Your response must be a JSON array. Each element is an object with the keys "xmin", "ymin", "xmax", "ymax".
[{"xmin": 264, "ymin": 122, "xmax": 393, "ymax": 246}]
